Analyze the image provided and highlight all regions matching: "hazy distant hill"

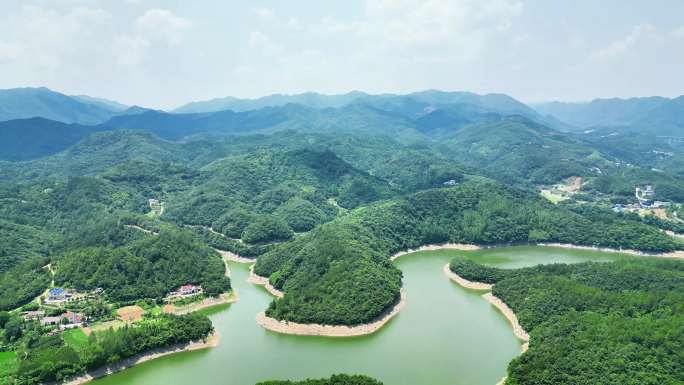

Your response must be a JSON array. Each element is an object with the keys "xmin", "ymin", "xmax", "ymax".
[
  {"xmin": 631, "ymin": 96, "xmax": 684, "ymax": 136},
  {"xmin": 106, "ymin": 103, "xmax": 422, "ymax": 141},
  {"xmin": 0, "ymin": 87, "xmax": 123, "ymax": 124},
  {"xmin": 173, "ymin": 89, "xmax": 538, "ymax": 116},
  {"xmin": 72, "ymin": 95, "xmax": 128, "ymax": 112},
  {"xmin": 0, "ymin": 118, "xmax": 103, "ymax": 161},
  {"xmin": 174, "ymin": 91, "xmax": 368, "ymax": 113},
  {"xmin": 532, "ymin": 96, "xmax": 683, "ymax": 131}
]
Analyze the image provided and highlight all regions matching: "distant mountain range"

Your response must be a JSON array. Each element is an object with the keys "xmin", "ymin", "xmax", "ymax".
[
  {"xmin": 172, "ymin": 89, "xmax": 537, "ymax": 116},
  {"xmin": 0, "ymin": 86, "xmax": 681, "ymax": 167},
  {"xmin": 533, "ymin": 96, "xmax": 684, "ymax": 135},
  {"xmin": 0, "ymin": 87, "xmax": 128, "ymax": 125}
]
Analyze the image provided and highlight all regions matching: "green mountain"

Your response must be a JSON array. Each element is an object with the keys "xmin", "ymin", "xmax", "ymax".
[
  {"xmin": 0, "ymin": 118, "xmax": 102, "ymax": 161},
  {"xmin": 441, "ymin": 116, "xmax": 614, "ymax": 185},
  {"xmin": 0, "ymin": 87, "xmax": 123, "ymax": 124},
  {"xmin": 256, "ymin": 180, "xmax": 680, "ymax": 325}
]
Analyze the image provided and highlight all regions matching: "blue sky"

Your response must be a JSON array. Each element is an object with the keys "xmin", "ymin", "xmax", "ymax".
[{"xmin": 0, "ymin": 0, "xmax": 682, "ymax": 109}]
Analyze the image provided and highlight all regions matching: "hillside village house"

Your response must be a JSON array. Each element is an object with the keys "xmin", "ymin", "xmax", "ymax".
[
  {"xmin": 41, "ymin": 316, "xmax": 62, "ymax": 326},
  {"xmin": 21, "ymin": 310, "xmax": 45, "ymax": 321},
  {"xmin": 167, "ymin": 284, "xmax": 203, "ymax": 299},
  {"xmin": 40, "ymin": 311, "xmax": 85, "ymax": 329}
]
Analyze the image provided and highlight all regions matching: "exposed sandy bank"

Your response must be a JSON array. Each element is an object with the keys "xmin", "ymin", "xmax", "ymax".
[
  {"xmin": 443, "ymin": 263, "xmax": 493, "ymax": 290},
  {"xmin": 442, "ymin": 263, "xmax": 529, "ymax": 352},
  {"xmin": 390, "ymin": 243, "xmax": 481, "ymax": 261},
  {"xmin": 538, "ymin": 242, "xmax": 684, "ymax": 259},
  {"xmin": 248, "ymin": 265, "xmax": 284, "ymax": 298},
  {"xmin": 482, "ymin": 293, "xmax": 529, "ymax": 342},
  {"xmin": 255, "ymin": 289, "xmax": 406, "ymax": 337},
  {"xmin": 165, "ymin": 292, "xmax": 237, "ymax": 315},
  {"xmin": 59, "ymin": 332, "xmax": 219, "ymax": 385},
  {"xmin": 215, "ymin": 248, "xmax": 255, "ymax": 264}
]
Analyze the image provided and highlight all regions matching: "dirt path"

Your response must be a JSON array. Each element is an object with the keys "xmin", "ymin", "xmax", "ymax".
[
  {"xmin": 124, "ymin": 224, "xmax": 158, "ymax": 235},
  {"xmin": 205, "ymin": 226, "xmax": 244, "ymax": 244}
]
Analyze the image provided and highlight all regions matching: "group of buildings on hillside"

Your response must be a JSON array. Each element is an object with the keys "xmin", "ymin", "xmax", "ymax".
[
  {"xmin": 43, "ymin": 287, "xmax": 102, "ymax": 305},
  {"xmin": 613, "ymin": 184, "xmax": 672, "ymax": 213},
  {"xmin": 21, "ymin": 309, "xmax": 86, "ymax": 331}
]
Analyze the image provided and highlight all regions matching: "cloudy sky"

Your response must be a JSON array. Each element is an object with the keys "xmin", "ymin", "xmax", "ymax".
[{"xmin": 0, "ymin": 0, "xmax": 682, "ymax": 109}]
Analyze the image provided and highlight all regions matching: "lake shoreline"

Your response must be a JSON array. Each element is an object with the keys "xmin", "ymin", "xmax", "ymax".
[
  {"xmin": 391, "ymin": 241, "xmax": 684, "ymax": 260},
  {"xmin": 58, "ymin": 331, "xmax": 220, "ymax": 385},
  {"xmin": 537, "ymin": 242, "xmax": 684, "ymax": 259},
  {"xmin": 248, "ymin": 265, "xmax": 284, "ymax": 298},
  {"xmin": 442, "ymin": 263, "xmax": 493, "ymax": 290},
  {"xmin": 215, "ymin": 248, "xmax": 256, "ymax": 264},
  {"xmin": 255, "ymin": 288, "xmax": 406, "ymax": 337},
  {"xmin": 165, "ymin": 291, "xmax": 238, "ymax": 315},
  {"xmin": 444, "ymin": 264, "xmax": 530, "ymax": 351},
  {"xmin": 390, "ymin": 243, "xmax": 481, "ymax": 261}
]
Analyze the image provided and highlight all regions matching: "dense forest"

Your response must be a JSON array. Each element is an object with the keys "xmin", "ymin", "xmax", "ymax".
[
  {"xmin": 10, "ymin": 313, "xmax": 213, "ymax": 385},
  {"xmin": 257, "ymin": 180, "xmax": 681, "ymax": 325},
  {"xmin": 449, "ymin": 258, "xmax": 684, "ymax": 385},
  {"xmin": 56, "ymin": 230, "xmax": 231, "ymax": 301},
  {"xmin": 1, "ymin": 88, "xmax": 684, "ymax": 384}
]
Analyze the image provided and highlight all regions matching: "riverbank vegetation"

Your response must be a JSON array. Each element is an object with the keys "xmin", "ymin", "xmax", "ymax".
[
  {"xmin": 256, "ymin": 374, "xmax": 383, "ymax": 385},
  {"xmin": 7, "ymin": 313, "xmax": 213, "ymax": 385},
  {"xmin": 450, "ymin": 257, "xmax": 684, "ymax": 385}
]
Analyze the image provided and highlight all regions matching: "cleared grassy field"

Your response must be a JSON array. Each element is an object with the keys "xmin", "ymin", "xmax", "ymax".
[
  {"xmin": 62, "ymin": 328, "xmax": 89, "ymax": 350},
  {"xmin": 0, "ymin": 351, "xmax": 18, "ymax": 383}
]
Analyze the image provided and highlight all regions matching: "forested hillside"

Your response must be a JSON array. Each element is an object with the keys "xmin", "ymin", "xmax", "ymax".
[
  {"xmin": 0, "ymin": 118, "xmax": 101, "ymax": 161},
  {"xmin": 11, "ymin": 313, "xmax": 213, "ymax": 385},
  {"xmin": 449, "ymin": 258, "xmax": 684, "ymax": 385},
  {"xmin": 441, "ymin": 116, "xmax": 613, "ymax": 186},
  {"xmin": 0, "ymin": 89, "xmax": 682, "ymax": 385},
  {"xmin": 255, "ymin": 180, "xmax": 680, "ymax": 325}
]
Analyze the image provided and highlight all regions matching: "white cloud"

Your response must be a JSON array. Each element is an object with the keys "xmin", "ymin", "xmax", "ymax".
[
  {"xmin": 136, "ymin": 8, "xmax": 191, "ymax": 46},
  {"xmin": 232, "ymin": 0, "xmax": 524, "ymax": 96},
  {"xmin": 590, "ymin": 24, "xmax": 659, "ymax": 62},
  {"xmin": 0, "ymin": 5, "xmax": 112, "ymax": 71}
]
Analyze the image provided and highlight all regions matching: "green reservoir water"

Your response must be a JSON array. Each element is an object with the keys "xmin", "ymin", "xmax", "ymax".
[{"xmin": 91, "ymin": 246, "xmax": 629, "ymax": 385}]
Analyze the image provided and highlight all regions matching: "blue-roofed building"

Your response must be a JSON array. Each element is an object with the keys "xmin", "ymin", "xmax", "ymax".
[
  {"xmin": 45, "ymin": 287, "xmax": 70, "ymax": 304},
  {"xmin": 49, "ymin": 288, "xmax": 65, "ymax": 296}
]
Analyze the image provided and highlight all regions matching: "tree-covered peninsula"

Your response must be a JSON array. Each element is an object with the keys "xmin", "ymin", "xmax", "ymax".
[{"xmin": 449, "ymin": 257, "xmax": 684, "ymax": 385}]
